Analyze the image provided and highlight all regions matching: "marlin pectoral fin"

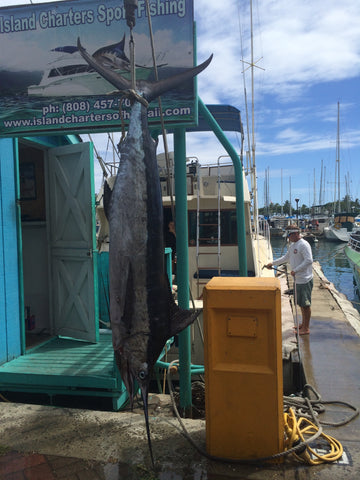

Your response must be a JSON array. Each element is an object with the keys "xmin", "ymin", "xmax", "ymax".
[
  {"xmin": 103, "ymin": 179, "xmax": 113, "ymax": 220},
  {"xmin": 170, "ymin": 307, "xmax": 201, "ymax": 337},
  {"xmin": 114, "ymin": 349, "xmax": 134, "ymax": 409},
  {"xmin": 167, "ymin": 280, "xmax": 201, "ymax": 336}
]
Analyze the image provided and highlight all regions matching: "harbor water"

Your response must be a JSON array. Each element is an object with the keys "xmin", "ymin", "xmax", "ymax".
[{"xmin": 271, "ymin": 236, "xmax": 360, "ymax": 312}]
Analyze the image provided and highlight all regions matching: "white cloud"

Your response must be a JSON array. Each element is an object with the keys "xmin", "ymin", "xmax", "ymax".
[
  {"xmin": 3, "ymin": 0, "xmax": 360, "ymax": 204},
  {"xmin": 197, "ymin": 1, "xmax": 360, "ymax": 95}
]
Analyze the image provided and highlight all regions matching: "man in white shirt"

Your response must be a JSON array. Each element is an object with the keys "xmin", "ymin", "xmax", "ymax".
[{"xmin": 265, "ymin": 224, "xmax": 313, "ymax": 335}]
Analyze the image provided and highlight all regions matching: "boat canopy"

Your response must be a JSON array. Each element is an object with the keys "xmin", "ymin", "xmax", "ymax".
[
  {"xmin": 334, "ymin": 212, "xmax": 355, "ymax": 223},
  {"xmin": 168, "ymin": 105, "xmax": 242, "ymax": 134},
  {"xmin": 51, "ymin": 46, "xmax": 78, "ymax": 54}
]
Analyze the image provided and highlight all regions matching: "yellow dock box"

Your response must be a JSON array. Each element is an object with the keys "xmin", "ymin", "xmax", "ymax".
[{"xmin": 203, "ymin": 277, "xmax": 284, "ymax": 460}]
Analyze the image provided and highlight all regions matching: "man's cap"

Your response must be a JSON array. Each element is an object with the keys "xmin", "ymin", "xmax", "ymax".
[{"xmin": 285, "ymin": 224, "xmax": 300, "ymax": 235}]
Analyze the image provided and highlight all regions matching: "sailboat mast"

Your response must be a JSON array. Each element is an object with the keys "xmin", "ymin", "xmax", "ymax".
[
  {"xmin": 313, "ymin": 168, "xmax": 316, "ymax": 206},
  {"xmin": 250, "ymin": 0, "xmax": 258, "ymax": 235},
  {"xmin": 281, "ymin": 168, "xmax": 283, "ymax": 216},
  {"xmin": 336, "ymin": 101, "xmax": 341, "ymax": 213},
  {"xmin": 319, "ymin": 159, "xmax": 323, "ymax": 205}
]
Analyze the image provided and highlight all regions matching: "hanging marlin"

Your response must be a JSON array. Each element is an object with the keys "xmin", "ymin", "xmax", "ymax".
[
  {"xmin": 77, "ymin": 38, "xmax": 212, "ymax": 465},
  {"xmin": 92, "ymin": 34, "xmax": 167, "ymax": 71}
]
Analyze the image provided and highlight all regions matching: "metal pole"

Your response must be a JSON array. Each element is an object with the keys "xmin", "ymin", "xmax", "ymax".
[
  {"xmin": 174, "ymin": 127, "xmax": 192, "ymax": 415},
  {"xmin": 295, "ymin": 198, "xmax": 299, "ymax": 226},
  {"xmin": 198, "ymin": 98, "xmax": 247, "ymax": 276}
]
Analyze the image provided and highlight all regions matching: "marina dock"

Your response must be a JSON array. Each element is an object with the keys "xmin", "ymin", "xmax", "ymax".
[
  {"xmin": 1, "ymin": 264, "xmax": 360, "ymax": 479},
  {"xmin": 298, "ymin": 262, "xmax": 360, "ymax": 476}
]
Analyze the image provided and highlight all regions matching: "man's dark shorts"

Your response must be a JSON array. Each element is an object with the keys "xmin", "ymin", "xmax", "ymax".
[{"xmin": 296, "ymin": 278, "xmax": 313, "ymax": 307}]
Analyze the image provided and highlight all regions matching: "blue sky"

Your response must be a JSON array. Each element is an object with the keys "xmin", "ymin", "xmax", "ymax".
[
  {"xmin": 2, "ymin": 0, "xmax": 360, "ymax": 209},
  {"xmin": 193, "ymin": 0, "xmax": 360, "ymax": 209}
]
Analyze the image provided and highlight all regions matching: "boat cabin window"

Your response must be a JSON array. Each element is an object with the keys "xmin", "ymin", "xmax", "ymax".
[
  {"xmin": 48, "ymin": 64, "xmax": 93, "ymax": 78},
  {"xmin": 188, "ymin": 210, "xmax": 237, "ymax": 246}
]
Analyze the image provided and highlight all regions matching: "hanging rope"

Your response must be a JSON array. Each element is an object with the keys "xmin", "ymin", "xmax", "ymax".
[
  {"xmin": 129, "ymin": 30, "xmax": 136, "ymax": 90},
  {"xmin": 87, "ymin": 134, "xmax": 109, "ymax": 178},
  {"xmin": 293, "ymin": 275, "xmax": 303, "ymax": 365},
  {"xmin": 123, "ymin": 0, "xmax": 138, "ymax": 88},
  {"xmin": 121, "ymin": 1, "xmax": 175, "ymax": 220},
  {"xmin": 144, "ymin": 0, "xmax": 175, "ymax": 222}
]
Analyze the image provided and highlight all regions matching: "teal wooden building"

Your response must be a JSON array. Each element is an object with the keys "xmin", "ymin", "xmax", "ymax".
[
  {"xmin": 0, "ymin": 135, "xmax": 128, "ymax": 410},
  {"xmin": 0, "ymin": 103, "xmax": 244, "ymax": 411}
]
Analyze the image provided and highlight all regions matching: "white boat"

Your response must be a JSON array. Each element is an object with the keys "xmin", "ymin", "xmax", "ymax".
[
  {"xmin": 323, "ymin": 212, "xmax": 356, "ymax": 242},
  {"xmin": 28, "ymin": 39, "xmax": 153, "ymax": 97},
  {"xmin": 96, "ymin": 154, "xmax": 273, "ymax": 301},
  {"xmin": 269, "ymin": 215, "xmax": 292, "ymax": 237},
  {"xmin": 310, "ymin": 207, "xmax": 330, "ymax": 233},
  {"xmin": 159, "ymin": 155, "xmax": 274, "ymax": 299},
  {"xmin": 344, "ymin": 230, "xmax": 360, "ymax": 292},
  {"xmin": 28, "ymin": 49, "xmax": 116, "ymax": 97}
]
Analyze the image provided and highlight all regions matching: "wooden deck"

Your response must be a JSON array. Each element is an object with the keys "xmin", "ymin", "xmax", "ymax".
[{"xmin": 0, "ymin": 333, "xmax": 128, "ymax": 410}]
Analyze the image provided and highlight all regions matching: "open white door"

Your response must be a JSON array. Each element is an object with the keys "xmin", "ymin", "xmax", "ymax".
[{"xmin": 48, "ymin": 143, "xmax": 98, "ymax": 343}]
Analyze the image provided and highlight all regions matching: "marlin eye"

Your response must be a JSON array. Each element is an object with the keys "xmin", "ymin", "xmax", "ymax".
[{"xmin": 139, "ymin": 370, "xmax": 146, "ymax": 380}]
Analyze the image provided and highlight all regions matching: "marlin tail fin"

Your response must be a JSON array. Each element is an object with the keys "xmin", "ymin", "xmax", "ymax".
[{"xmin": 78, "ymin": 37, "xmax": 212, "ymax": 103}]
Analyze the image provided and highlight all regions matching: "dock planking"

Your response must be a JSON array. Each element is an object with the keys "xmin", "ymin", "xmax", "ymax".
[{"xmin": 0, "ymin": 333, "xmax": 128, "ymax": 408}]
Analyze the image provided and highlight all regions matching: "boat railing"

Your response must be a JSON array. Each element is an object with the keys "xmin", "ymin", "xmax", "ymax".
[
  {"xmin": 258, "ymin": 216, "xmax": 268, "ymax": 236},
  {"xmin": 258, "ymin": 217, "xmax": 272, "ymax": 248},
  {"xmin": 348, "ymin": 232, "xmax": 360, "ymax": 252}
]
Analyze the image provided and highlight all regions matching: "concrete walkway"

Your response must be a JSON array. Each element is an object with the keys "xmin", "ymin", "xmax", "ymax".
[
  {"xmin": 1, "ymin": 263, "xmax": 360, "ymax": 479},
  {"xmin": 299, "ymin": 262, "xmax": 360, "ymax": 477}
]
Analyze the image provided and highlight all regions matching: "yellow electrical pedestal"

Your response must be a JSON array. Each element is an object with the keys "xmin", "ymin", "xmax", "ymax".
[{"xmin": 203, "ymin": 277, "xmax": 284, "ymax": 460}]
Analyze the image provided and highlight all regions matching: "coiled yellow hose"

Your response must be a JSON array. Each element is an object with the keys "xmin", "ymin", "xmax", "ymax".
[{"xmin": 284, "ymin": 408, "xmax": 343, "ymax": 465}]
